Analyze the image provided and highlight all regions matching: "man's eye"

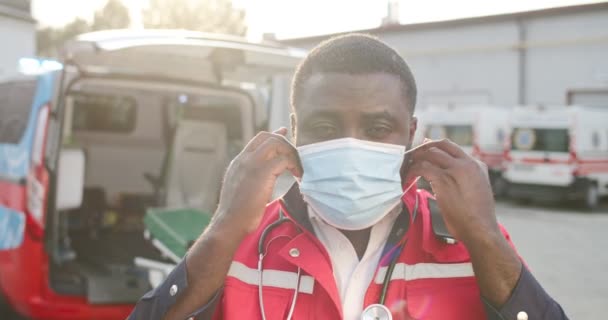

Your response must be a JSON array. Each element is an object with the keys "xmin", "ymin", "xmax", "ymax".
[{"xmin": 312, "ymin": 123, "xmax": 337, "ymax": 138}]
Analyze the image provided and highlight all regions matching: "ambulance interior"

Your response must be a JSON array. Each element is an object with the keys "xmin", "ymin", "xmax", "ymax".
[{"xmin": 51, "ymin": 78, "xmax": 257, "ymax": 303}]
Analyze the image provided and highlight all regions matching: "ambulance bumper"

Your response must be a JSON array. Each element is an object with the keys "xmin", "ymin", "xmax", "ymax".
[{"xmin": 506, "ymin": 178, "xmax": 588, "ymax": 201}]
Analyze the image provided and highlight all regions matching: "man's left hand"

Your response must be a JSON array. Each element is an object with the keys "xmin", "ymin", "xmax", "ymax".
[
  {"xmin": 405, "ymin": 139, "xmax": 499, "ymax": 244},
  {"xmin": 405, "ymin": 139, "xmax": 522, "ymax": 307}
]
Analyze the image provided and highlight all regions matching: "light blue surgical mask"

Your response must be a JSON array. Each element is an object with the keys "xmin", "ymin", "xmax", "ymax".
[{"xmin": 297, "ymin": 138, "xmax": 407, "ymax": 230}]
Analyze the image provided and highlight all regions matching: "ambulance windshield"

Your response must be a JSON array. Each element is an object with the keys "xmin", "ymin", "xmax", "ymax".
[
  {"xmin": 426, "ymin": 125, "xmax": 473, "ymax": 146},
  {"xmin": 511, "ymin": 128, "xmax": 569, "ymax": 152}
]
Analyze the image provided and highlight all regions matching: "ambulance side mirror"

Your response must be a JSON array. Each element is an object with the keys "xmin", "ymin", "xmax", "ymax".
[{"xmin": 56, "ymin": 149, "xmax": 85, "ymax": 211}]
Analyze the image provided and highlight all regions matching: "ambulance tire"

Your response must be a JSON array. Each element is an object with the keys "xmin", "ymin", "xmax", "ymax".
[
  {"xmin": 515, "ymin": 197, "xmax": 532, "ymax": 205},
  {"xmin": 0, "ymin": 295, "xmax": 23, "ymax": 320},
  {"xmin": 582, "ymin": 182, "xmax": 599, "ymax": 212},
  {"xmin": 0, "ymin": 288, "xmax": 10, "ymax": 318},
  {"xmin": 491, "ymin": 176, "xmax": 507, "ymax": 198}
]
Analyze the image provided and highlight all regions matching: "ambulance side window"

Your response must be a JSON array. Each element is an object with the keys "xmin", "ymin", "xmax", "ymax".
[
  {"xmin": 0, "ymin": 79, "xmax": 37, "ymax": 144},
  {"xmin": 71, "ymin": 93, "xmax": 137, "ymax": 133}
]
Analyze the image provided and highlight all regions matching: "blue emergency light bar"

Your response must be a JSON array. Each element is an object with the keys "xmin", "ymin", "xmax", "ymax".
[{"xmin": 18, "ymin": 57, "xmax": 63, "ymax": 75}]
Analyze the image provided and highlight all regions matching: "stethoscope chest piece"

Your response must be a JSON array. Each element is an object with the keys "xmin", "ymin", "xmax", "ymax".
[{"xmin": 361, "ymin": 303, "xmax": 393, "ymax": 320}]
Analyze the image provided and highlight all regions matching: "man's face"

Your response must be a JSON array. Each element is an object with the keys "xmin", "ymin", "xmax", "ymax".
[{"xmin": 293, "ymin": 72, "xmax": 417, "ymax": 148}]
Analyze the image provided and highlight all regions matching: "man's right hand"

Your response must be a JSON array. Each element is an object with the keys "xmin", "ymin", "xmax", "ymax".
[
  {"xmin": 162, "ymin": 128, "xmax": 301, "ymax": 320},
  {"xmin": 213, "ymin": 127, "xmax": 303, "ymax": 236}
]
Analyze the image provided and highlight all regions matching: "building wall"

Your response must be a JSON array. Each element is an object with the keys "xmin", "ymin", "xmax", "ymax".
[
  {"xmin": 0, "ymin": 0, "xmax": 35, "ymax": 78},
  {"xmin": 283, "ymin": 4, "xmax": 608, "ymax": 110},
  {"xmin": 381, "ymin": 21, "xmax": 521, "ymax": 108},
  {"xmin": 0, "ymin": 16, "xmax": 35, "ymax": 77},
  {"xmin": 525, "ymin": 10, "xmax": 608, "ymax": 106}
]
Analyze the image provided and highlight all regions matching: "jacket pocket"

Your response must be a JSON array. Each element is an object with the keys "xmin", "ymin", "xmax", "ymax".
[
  {"xmin": 223, "ymin": 281, "xmax": 294, "ymax": 320},
  {"xmin": 405, "ymin": 278, "xmax": 486, "ymax": 320}
]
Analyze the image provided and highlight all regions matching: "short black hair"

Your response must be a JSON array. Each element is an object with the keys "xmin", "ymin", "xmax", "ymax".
[{"xmin": 291, "ymin": 33, "xmax": 417, "ymax": 115}]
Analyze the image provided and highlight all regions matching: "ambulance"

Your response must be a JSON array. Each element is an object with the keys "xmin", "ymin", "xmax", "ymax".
[
  {"xmin": 415, "ymin": 105, "xmax": 510, "ymax": 194},
  {"xmin": 503, "ymin": 105, "xmax": 608, "ymax": 210},
  {"xmin": 0, "ymin": 30, "xmax": 304, "ymax": 320}
]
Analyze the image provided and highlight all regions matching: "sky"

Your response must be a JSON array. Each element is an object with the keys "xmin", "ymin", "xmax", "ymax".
[{"xmin": 31, "ymin": 0, "xmax": 603, "ymax": 40}]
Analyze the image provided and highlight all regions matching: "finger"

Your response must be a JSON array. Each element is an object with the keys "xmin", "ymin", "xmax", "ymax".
[
  {"xmin": 254, "ymin": 136, "xmax": 297, "ymax": 160},
  {"xmin": 274, "ymin": 127, "xmax": 288, "ymax": 136},
  {"xmin": 260, "ymin": 154, "xmax": 302, "ymax": 178},
  {"xmin": 476, "ymin": 159, "xmax": 491, "ymax": 183},
  {"xmin": 244, "ymin": 128, "xmax": 289, "ymax": 152},
  {"xmin": 244, "ymin": 131, "xmax": 272, "ymax": 152},
  {"xmin": 412, "ymin": 147, "xmax": 456, "ymax": 169},
  {"xmin": 253, "ymin": 136, "xmax": 303, "ymax": 176},
  {"xmin": 406, "ymin": 160, "xmax": 445, "ymax": 185},
  {"xmin": 408, "ymin": 139, "xmax": 467, "ymax": 159}
]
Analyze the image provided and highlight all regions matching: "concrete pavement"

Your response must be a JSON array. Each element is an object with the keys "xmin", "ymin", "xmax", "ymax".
[{"xmin": 496, "ymin": 200, "xmax": 608, "ymax": 320}]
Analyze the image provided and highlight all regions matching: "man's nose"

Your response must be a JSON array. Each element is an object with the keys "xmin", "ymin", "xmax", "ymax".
[{"xmin": 340, "ymin": 126, "xmax": 364, "ymax": 140}]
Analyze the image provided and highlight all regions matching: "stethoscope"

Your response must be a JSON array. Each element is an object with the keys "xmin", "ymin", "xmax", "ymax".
[
  {"xmin": 257, "ymin": 209, "xmax": 301, "ymax": 320},
  {"xmin": 257, "ymin": 191, "xmax": 419, "ymax": 320}
]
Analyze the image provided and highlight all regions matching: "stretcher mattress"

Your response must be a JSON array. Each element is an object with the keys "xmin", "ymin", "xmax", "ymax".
[{"xmin": 144, "ymin": 208, "xmax": 211, "ymax": 262}]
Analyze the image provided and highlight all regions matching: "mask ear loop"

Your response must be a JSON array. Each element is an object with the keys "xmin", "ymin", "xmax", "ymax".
[
  {"xmin": 403, "ymin": 176, "xmax": 421, "ymax": 195},
  {"xmin": 401, "ymin": 175, "xmax": 421, "ymax": 228}
]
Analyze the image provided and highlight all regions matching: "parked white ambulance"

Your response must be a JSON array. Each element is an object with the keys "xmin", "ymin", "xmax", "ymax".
[
  {"xmin": 415, "ymin": 105, "xmax": 510, "ymax": 194},
  {"xmin": 503, "ymin": 105, "xmax": 608, "ymax": 210}
]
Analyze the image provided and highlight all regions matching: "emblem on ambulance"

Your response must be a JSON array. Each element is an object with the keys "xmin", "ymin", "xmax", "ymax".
[{"xmin": 514, "ymin": 128, "xmax": 536, "ymax": 150}]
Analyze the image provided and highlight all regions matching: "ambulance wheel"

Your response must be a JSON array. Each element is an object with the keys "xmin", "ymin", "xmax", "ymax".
[
  {"xmin": 582, "ymin": 182, "xmax": 599, "ymax": 212},
  {"xmin": 0, "ymin": 289, "xmax": 10, "ymax": 318},
  {"xmin": 491, "ymin": 176, "xmax": 507, "ymax": 198},
  {"xmin": 0, "ymin": 295, "xmax": 23, "ymax": 320}
]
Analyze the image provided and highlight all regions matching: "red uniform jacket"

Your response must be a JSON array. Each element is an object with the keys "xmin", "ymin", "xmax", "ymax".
[
  {"xmin": 214, "ymin": 185, "xmax": 513, "ymax": 319},
  {"xmin": 129, "ymin": 184, "xmax": 568, "ymax": 320}
]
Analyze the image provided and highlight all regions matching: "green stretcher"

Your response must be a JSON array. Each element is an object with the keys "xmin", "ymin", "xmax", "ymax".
[{"xmin": 144, "ymin": 207, "xmax": 212, "ymax": 263}]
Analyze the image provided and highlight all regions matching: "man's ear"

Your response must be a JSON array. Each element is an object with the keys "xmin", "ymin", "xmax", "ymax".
[
  {"xmin": 290, "ymin": 112, "xmax": 297, "ymax": 141},
  {"xmin": 408, "ymin": 115, "xmax": 418, "ymax": 148}
]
